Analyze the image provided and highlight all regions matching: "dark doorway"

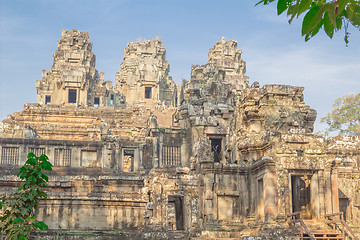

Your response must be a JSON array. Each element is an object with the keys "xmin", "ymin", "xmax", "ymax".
[
  {"xmin": 291, "ymin": 175, "xmax": 312, "ymax": 219},
  {"xmin": 123, "ymin": 149, "xmax": 134, "ymax": 172},
  {"xmin": 210, "ymin": 138, "xmax": 222, "ymax": 162},
  {"xmin": 94, "ymin": 97, "xmax": 100, "ymax": 107},
  {"xmin": 68, "ymin": 89, "xmax": 77, "ymax": 103},
  {"xmin": 111, "ymin": 94, "xmax": 114, "ymax": 105},
  {"xmin": 258, "ymin": 178, "xmax": 264, "ymax": 219},
  {"xmin": 45, "ymin": 95, "xmax": 51, "ymax": 105},
  {"xmin": 145, "ymin": 87, "xmax": 152, "ymax": 99},
  {"xmin": 339, "ymin": 198, "xmax": 350, "ymax": 221},
  {"xmin": 168, "ymin": 196, "xmax": 184, "ymax": 230},
  {"xmin": 339, "ymin": 189, "xmax": 350, "ymax": 222}
]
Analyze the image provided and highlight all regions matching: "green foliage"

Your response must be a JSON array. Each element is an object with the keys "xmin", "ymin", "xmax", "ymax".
[
  {"xmin": 0, "ymin": 153, "xmax": 53, "ymax": 240},
  {"xmin": 321, "ymin": 93, "xmax": 360, "ymax": 136},
  {"xmin": 256, "ymin": 0, "xmax": 360, "ymax": 44}
]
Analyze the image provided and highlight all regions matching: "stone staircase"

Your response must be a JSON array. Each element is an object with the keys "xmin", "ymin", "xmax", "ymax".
[
  {"xmin": 295, "ymin": 219, "xmax": 344, "ymax": 240},
  {"xmin": 190, "ymin": 223, "xmax": 259, "ymax": 240},
  {"xmin": 191, "ymin": 212, "xmax": 359, "ymax": 240},
  {"xmin": 288, "ymin": 212, "xmax": 359, "ymax": 240}
]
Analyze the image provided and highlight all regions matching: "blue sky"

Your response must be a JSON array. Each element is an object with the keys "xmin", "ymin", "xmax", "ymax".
[{"xmin": 0, "ymin": 0, "xmax": 359, "ymax": 133}]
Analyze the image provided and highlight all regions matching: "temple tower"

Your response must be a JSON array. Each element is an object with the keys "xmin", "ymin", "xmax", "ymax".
[
  {"xmin": 115, "ymin": 39, "xmax": 179, "ymax": 108},
  {"xmin": 207, "ymin": 37, "xmax": 249, "ymax": 92},
  {"xmin": 36, "ymin": 29, "xmax": 99, "ymax": 106}
]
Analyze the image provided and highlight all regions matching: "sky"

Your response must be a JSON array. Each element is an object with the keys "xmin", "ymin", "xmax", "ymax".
[{"xmin": 0, "ymin": 0, "xmax": 359, "ymax": 133}]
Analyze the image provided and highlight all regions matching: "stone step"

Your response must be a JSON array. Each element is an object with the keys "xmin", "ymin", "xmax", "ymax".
[
  {"xmin": 297, "ymin": 232, "xmax": 344, "ymax": 240},
  {"xmin": 199, "ymin": 230, "xmax": 245, "ymax": 238}
]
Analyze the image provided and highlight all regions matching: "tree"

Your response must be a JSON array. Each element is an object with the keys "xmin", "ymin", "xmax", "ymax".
[
  {"xmin": 256, "ymin": 0, "xmax": 360, "ymax": 45},
  {"xmin": 0, "ymin": 153, "xmax": 53, "ymax": 240},
  {"xmin": 321, "ymin": 93, "xmax": 360, "ymax": 136}
]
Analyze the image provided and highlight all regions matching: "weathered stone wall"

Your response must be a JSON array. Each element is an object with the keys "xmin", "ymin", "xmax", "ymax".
[
  {"xmin": 1, "ymin": 33, "xmax": 360, "ymax": 239},
  {"xmin": 115, "ymin": 39, "xmax": 180, "ymax": 108}
]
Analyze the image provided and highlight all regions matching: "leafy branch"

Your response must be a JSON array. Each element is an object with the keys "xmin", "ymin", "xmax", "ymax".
[
  {"xmin": 256, "ymin": 0, "xmax": 360, "ymax": 45},
  {"xmin": 0, "ymin": 153, "xmax": 53, "ymax": 240}
]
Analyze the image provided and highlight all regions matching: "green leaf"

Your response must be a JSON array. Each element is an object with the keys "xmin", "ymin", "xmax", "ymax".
[
  {"xmin": 25, "ymin": 157, "xmax": 36, "ymax": 166},
  {"xmin": 32, "ymin": 220, "xmax": 49, "ymax": 231},
  {"xmin": 311, "ymin": 18, "xmax": 323, "ymax": 37},
  {"xmin": 326, "ymin": 2, "xmax": 337, "ymax": 26},
  {"xmin": 324, "ymin": 12, "xmax": 335, "ymax": 38},
  {"xmin": 287, "ymin": 2, "xmax": 300, "ymax": 23},
  {"xmin": 347, "ymin": 3, "xmax": 360, "ymax": 26},
  {"xmin": 40, "ymin": 161, "xmax": 53, "ymax": 171},
  {"xmin": 27, "ymin": 152, "xmax": 35, "ymax": 159},
  {"xmin": 339, "ymin": 0, "xmax": 350, "ymax": 14},
  {"xmin": 277, "ymin": 0, "xmax": 288, "ymax": 15},
  {"xmin": 40, "ymin": 172, "xmax": 49, "ymax": 182},
  {"xmin": 298, "ymin": 0, "xmax": 312, "ymax": 16},
  {"xmin": 12, "ymin": 217, "xmax": 24, "ymax": 224},
  {"xmin": 335, "ymin": 15, "xmax": 343, "ymax": 29},
  {"xmin": 39, "ymin": 154, "xmax": 49, "ymax": 162},
  {"xmin": 302, "ymin": 5, "xmax": 322, "ymax": 36}
]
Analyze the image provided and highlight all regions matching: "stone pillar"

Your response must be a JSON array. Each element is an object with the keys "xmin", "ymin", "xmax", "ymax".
[
  {"xmin": 249, "ymin": 174, "xmax": 256, "ymax": 217},
  {"xmin": 318, "ymin": 170, "xmax": 326, "ymax": 217},
  {"xmin": 264, "ymin": 169, "xmax": 277, "ymax": 221},
  {"xmin": 134, "ymin": 147, "xmax": 139, "ymax": 171},
  {"xmin": 331, "ymin": 166, "xmax": 340, "ymax": 213},
  {"xmin": 239, "ymin": 173, "xmax": 249, "ymax": 222},
  {"xmin": 139, "ymin": 144, "xmax": 144, "ymax": 170},
  {"xmin": 159, "ymin": 134, "xmax": 163, "ymax": 167},
  {"xmin": 325, "ymin": 169, "xmax": 333, "ymax": 214},
  {"xmin": 310, "ymin": 172, "xmax": 320, "ymax": 218},
  {"xmin": 153, "ymin": 136, "xmax": 159, "ymax": 168}
]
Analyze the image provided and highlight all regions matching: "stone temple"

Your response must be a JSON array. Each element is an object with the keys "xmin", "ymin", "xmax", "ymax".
[{"xmin": 0, "ymin": 29, "xmax": 359, "ymax": 240}]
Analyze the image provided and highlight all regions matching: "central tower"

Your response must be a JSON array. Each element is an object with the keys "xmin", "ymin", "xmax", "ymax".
[{"xmin": 115, "ymin": 39, "xmax": 179, "ymax": 108}]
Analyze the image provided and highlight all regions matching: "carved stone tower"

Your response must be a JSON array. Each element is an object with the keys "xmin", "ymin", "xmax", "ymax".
[
  {"xmin": 36, "ymin": 29, "xmax": 99, "ymax": 106},
  {"xmin": 207, "ymin": 37, "xmax": 249, "ymax": 92},
  {"xmin": 115, "ymin": 39, "xmax": 179, "ymax": 108}
]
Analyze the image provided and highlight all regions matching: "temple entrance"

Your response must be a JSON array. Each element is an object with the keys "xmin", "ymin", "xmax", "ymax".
[
  {"xmin": 291, "ymin": 175, "xmax": 312, "ymax": 219},
  {"xmin": 168, "ymin": 196, "xmax": 184, "ymax": 230},
  {"xmin": 339, "ymin": 189, "xmax": 350, "ymax": 222}
]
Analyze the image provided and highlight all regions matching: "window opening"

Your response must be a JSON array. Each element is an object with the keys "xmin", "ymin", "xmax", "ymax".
[
  {"xmin": 45, "ymin": 95, "xmax": 51, "ymax": 105},
  {"xmin": 145, "ymin": 87, "xmax": 152, "ymax": 99},
  {"xmin": 29, "ymin": 147, "xmax": 45, "ymax": 157},
  {"xmin": 54, "ymin": 148, "xmax": 71, "ymax": 166},
  {"xmin": 94, "ymin": 97, "xmax": 100, "ymax": 107},
  {"xmin": 162, "ymin": 146, "xmax": 181, "ymax": 166},
  {"xmin": 68, "ymin": 89, "xmax": 77, "ymax": 103},
  {"xmin": 296, "ymin": 150, "xmax": 304, "ymax": 156},
  {"xmin": 210, "ymin": 138, "xmax": 222, "ymax": 162},
  {"xmin": 1, "ymin": 147, "xmax": 19, "ymax": 165},
  {"xmin": 111, "ymin": 94, "xmax": 114, "ymax": 105},
  {"xmin": 123, "ymin": 149, "xmax": 135, "ymax": 172}
]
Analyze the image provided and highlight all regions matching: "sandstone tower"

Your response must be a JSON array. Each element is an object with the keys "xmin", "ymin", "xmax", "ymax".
[
  {"xmin": 36, "ymin": 29, "xmax": 99, "ymax": 106},
  {"xmin": 207, "ymin": 37, "xmax": 249, "ymax": 92},
  {"xmin": 115, "ymin": 39, "xmax": 179, "ymax": 108}
]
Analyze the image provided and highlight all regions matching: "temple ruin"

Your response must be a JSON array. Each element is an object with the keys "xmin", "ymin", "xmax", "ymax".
[{"xmin": 0, "ymin": 29, "xmax": 359, "ymax": 240}]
